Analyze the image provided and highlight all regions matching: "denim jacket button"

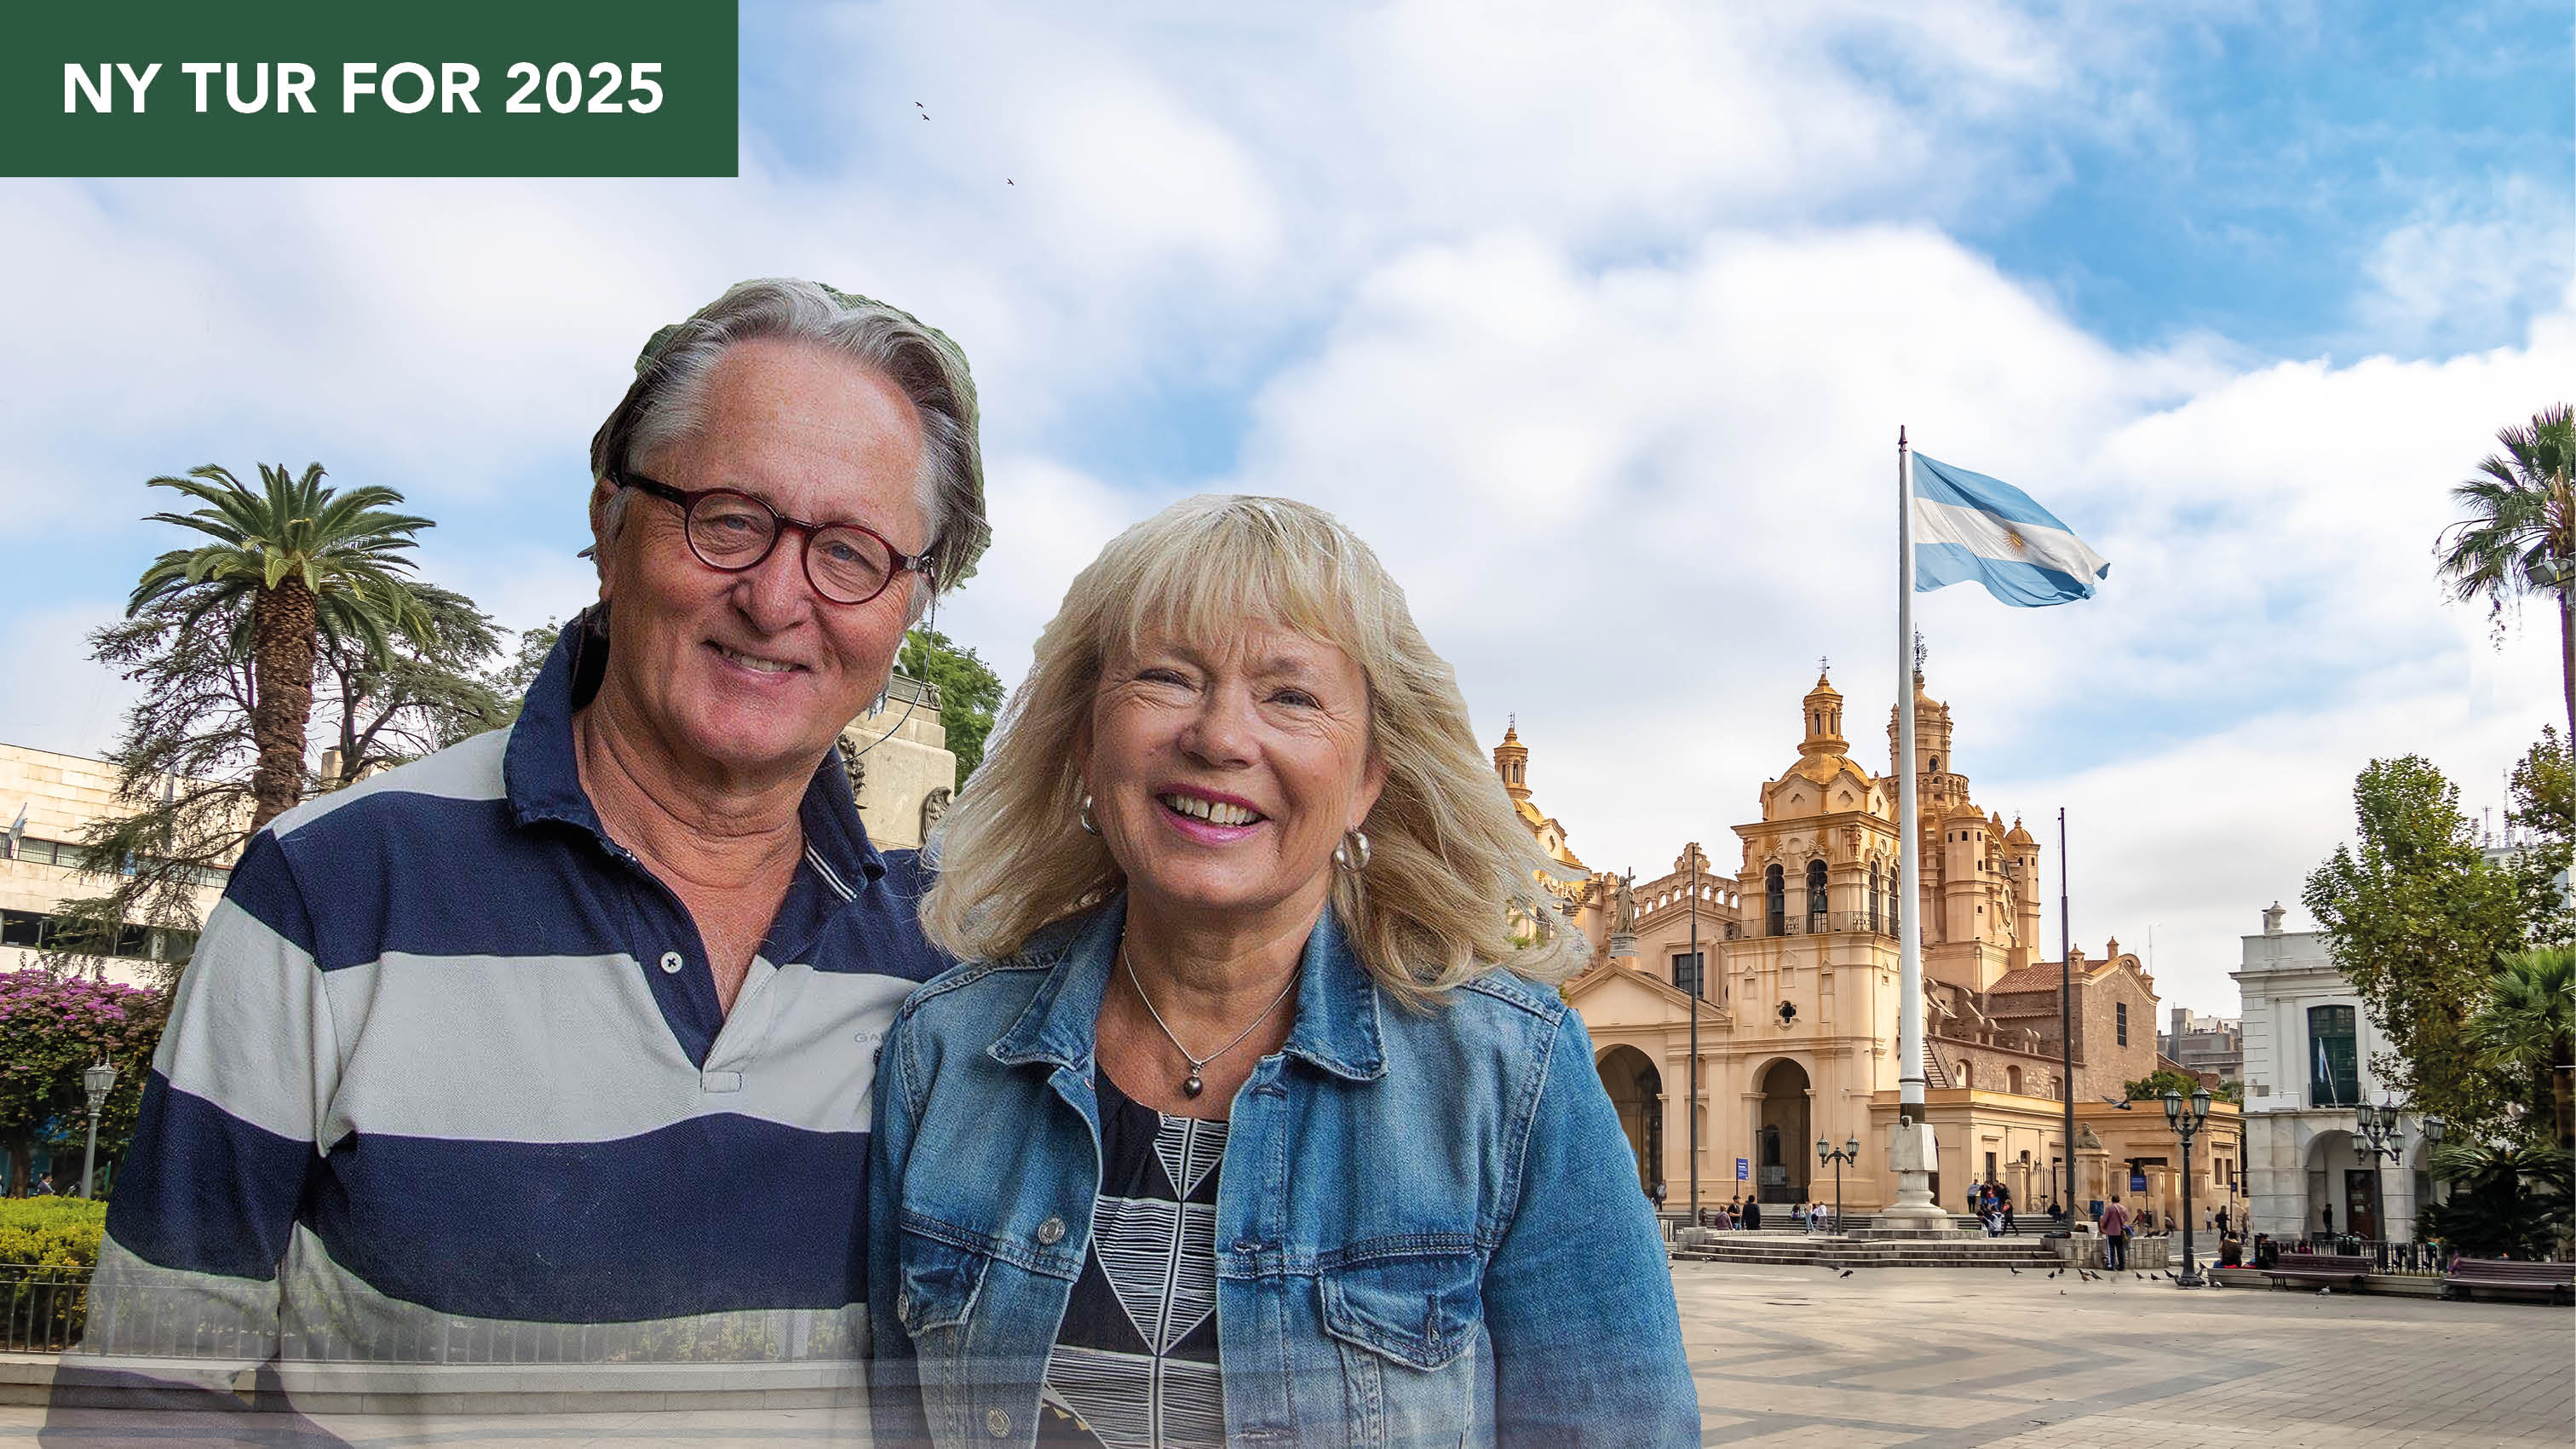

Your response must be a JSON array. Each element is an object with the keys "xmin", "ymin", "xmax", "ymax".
[
  {"xmin": 1036, "ymin": 1215, "xmax": 1066, "ymax": 1246},
  {"xmin": 986, "ymin": 1407, "xmax": 1012, "ymax": 1437}
]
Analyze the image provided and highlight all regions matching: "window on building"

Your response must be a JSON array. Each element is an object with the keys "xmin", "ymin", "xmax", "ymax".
[
  {"xmin": 1866, "ymin": 865, "xmax": 1883, "ymax": 934},
  {"xmin": 2309, "ymin": 1004, "xmax": 2361, "ymax": 1107},
  {"xmin": 1765, "ymin": 864, "xmax": 1785, "ymax": 937},
  {"xmin": 1805, "ymin": 859, "xmax": 1828, "ymax": 928},
  {"xmin": 2007, "ymin": 1066, "xmax": 2022, "ymax": 1095},
  {"xmin": 2116, "ymin": 1002, "xmax": 2128, "ymax": 1046},
  {"xmin": 1670, "ymin": 951, "xmax": 1705, "ymax": 998}
]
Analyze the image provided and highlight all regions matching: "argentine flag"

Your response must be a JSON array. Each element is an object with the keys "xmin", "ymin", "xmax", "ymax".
[{"xmin": 1912, "ymin": 454, "xmax": 2110, "ymax": 607}]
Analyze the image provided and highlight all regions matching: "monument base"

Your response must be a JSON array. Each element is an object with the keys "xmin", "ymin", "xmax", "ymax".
[{"xmin": 1877, "ymin": 1117, "xmax": 1951, "ymax": 1231}]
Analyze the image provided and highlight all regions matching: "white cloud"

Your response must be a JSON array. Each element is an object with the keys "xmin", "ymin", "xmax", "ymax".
[
  {"xmin": 2355, "ymin": 176, "xmax": 2575, "ymax": 357},
  {"xmin": 0, "ymin": 604, "xmax": 141, "ymax": 761}
]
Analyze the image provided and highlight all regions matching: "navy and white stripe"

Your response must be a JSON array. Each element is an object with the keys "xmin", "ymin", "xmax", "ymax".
[{"xmin": 93, "ymin": 620, "xmax": 943, "ymax": 1365}]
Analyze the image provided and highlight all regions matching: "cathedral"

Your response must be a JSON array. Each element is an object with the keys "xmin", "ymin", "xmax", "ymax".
[{"xmin": 1508, "ymin": 670, "xmax": 2242, "ymax": 1225}]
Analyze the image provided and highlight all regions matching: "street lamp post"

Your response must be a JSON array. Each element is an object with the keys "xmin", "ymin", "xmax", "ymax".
[
  {"xmin": 2163, "ymin": 1087, "xmax": 2212, "ymax": 1286},
  {"xmin": 2353, "ymin": 1099, "xmax": 2432, "ymax": 1254},
  {"xmin": 79, "ymin": 1060, "xmax": 115, "ymax": 1199},
  {"xmin": 1816, "ymin": 1136, "xmax": 1860, "ymax": 1234}
]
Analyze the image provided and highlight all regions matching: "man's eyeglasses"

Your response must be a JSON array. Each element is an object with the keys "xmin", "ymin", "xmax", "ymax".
[{"xmin": 615, "ymin": 471, "xmax": 932, "ymax": 606}]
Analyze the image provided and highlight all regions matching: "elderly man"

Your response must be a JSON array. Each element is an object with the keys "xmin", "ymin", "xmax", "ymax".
[{"xmin": 73, "ymin": 279, "xmax": 988, "ymax": 1435}]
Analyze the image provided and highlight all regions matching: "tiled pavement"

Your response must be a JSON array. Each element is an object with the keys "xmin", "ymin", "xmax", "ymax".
[
  {"xmin": 0, "ymin": 1266, "xmax": 2563, "ymax": 1444},
  {"xmin": 1672, "ymin": 1262, "xmax": 2573, "ymax": 1447}
]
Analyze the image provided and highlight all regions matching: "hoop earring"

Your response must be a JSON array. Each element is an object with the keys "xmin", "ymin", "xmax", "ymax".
[
  {"xmin": 1079, "ymin": 795, "xmax": 1099, "ymax": 836},
  {"xmin": 1333, "ymin": 829, "xmax": 1371, "ymax": 872}
]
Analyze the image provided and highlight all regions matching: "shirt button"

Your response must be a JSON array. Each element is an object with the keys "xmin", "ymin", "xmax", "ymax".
[
  {"xmin": 1037, "ymin": 1216, "xmax": 1066, "ymax": 1246},
  {"xmin": 986, "ymin": 1407, "xmax": 1011, "ymax": 1437},
  {"xmin": 658, "ymin": 952, "xmax": 683, "ymax": 975}
]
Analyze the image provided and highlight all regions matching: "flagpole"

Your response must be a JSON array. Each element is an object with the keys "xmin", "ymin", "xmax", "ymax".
[
  {"xmin": 1883, "ymin": 426, "xmax": 1946, "ymax": 1229},
  {"xmin": 2060, "ymin": 806, "xmax": 2075, "ymax": 1217},
  {"xmin": 1897, "ymin": 428, "xmax": 1924, "ymax": 1118}
]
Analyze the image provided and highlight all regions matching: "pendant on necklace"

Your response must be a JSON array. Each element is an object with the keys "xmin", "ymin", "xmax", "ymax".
[{"xmin": 1182, "ymin": 1071, "xmax": 1205, "ymax": 1098}]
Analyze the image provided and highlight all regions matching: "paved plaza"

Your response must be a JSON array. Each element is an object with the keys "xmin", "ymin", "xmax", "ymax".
[
  {"xmin": 0, "ymin": 1265, "xmax": 2564, "ymax": 1445},
  {"xmin": 1674, "ymin": 1263, "xmax": 2572, "ymax": 1448}
]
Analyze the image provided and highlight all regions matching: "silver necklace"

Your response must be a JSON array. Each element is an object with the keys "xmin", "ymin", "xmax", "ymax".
[{"xmin": 1121, "ymin": 944, "xmax": 1300, "ymax": 1098}]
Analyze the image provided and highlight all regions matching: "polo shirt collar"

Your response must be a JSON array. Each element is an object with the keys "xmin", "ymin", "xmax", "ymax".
[
  {"xmin": 502, "ymin": 611, "xmax": 887, "ymax": 883},
  {"xmin": 991, "ymin": 895, "xmax": 1387, "ymax": 1083}
]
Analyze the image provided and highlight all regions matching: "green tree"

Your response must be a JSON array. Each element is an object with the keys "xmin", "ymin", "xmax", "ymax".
[
  {"xmin": 2123, "ymin": 1068, "xmax": 2241, "ymax": 1105},
  {"xmin": 2468, "ymin": 946, "xmax": 2576, "ymax": 1150},
  {"xmin": 315, "ymin": 583, "xmax": 509, "ymax": 784},
  {"xmin": 899, "ymin": 627, "xmax": 1005, "ymax": 785},
  {"xmin": 129, "ymin": 463, "xmax": 434, "ymax": 832},
  {"xmin": 2303, "ymin": 756, "xmax": 2551, "ymax": 1137},
  {"xmin": 2435, "ymin": 403, "xmax": 2576, "ymax": 744},
  {"xmin": 2418, "ymin": 1141, "xmax": 2572, "ymax": 1260}
]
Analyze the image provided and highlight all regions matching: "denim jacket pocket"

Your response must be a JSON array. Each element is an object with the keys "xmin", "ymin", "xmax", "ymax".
[{"xmin": 1319, "ymin": 1251, "xmax": 1486, "ymax": 1447}]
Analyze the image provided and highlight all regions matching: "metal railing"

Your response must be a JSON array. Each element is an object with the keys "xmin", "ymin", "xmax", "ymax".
[
  {"xmin": 0, "ymin": 1264, "xmax": 90, "ymax": 1353},
  {"xmin": 2265, "ymin": 1237, "xmax": 2447, "ymax": 1276},
  {"xmin": 1723, "ymin": 911, "xmax": 1898, "ymax": 941}
]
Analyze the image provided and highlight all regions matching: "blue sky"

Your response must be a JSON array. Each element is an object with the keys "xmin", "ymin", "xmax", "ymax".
[{"xmin": 1, "ymin": 1, "xmax": 2569, "ymax": 1014}]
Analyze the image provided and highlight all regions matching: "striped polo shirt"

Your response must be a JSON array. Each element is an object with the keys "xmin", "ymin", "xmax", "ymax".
[{"xmin": 90, "ymin": 622, "xmax": 943, "ymax": 1368}]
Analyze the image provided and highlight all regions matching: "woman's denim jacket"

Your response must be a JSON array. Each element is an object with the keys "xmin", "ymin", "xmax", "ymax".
[{"xmin": 866, "ymin": 900, "xmax": 1698, "ymax": 1448}]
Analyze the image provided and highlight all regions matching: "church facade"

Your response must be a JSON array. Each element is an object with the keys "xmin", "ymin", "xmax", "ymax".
[{"xmin": 1512, "ymin": 670, "xmax": 2242, "ymax": 1228}]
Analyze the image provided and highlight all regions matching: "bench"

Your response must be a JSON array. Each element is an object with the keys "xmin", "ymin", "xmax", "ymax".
[
  {"xmin": 2263, "ymin": 1252, "xmax": 2372, "ymax": 1291},
  {"xmin": 2441, "ymin": 1258, "xmax": 2575, "ymax": 1304}
]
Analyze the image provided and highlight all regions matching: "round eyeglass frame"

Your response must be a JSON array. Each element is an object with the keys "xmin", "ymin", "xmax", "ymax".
[{"xmin": 613, "ymin": 469, "xmax": 933, "ymax": 605}]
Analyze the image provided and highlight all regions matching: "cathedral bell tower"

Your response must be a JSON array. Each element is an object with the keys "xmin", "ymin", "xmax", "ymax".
[
  {"xmin": 1494, "ymin": 718, "xmax": 1532, "ymax": 803},
  {"xmin": 1800, "ymin": 672, "xmax": 1848, "ymax": 758}
]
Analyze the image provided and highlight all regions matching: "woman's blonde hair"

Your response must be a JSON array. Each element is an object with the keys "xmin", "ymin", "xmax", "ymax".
[{"xmin": 919, "ymin": 494, "xmax": 1584, "ymax": 1006}]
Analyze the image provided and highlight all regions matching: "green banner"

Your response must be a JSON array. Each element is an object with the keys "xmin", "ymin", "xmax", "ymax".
[{"xmin": 3, "ymin": 1, "xmax": 737, "ymax": 177}]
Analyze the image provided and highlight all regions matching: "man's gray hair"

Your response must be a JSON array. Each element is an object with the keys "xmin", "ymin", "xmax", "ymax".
[{"xmin": 587, "ymin": 279, "xmax": 991, "ymax": 599}]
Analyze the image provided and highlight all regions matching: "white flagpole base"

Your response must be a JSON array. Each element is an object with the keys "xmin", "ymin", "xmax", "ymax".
[{"xmin": 1879, "ymin": 1118, "xmax": 1949, "ymax": 1228}]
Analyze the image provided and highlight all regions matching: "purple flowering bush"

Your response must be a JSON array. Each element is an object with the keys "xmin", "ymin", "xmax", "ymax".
[{"xmin": 0, "ymin": 971, "xmax": 168, "ymax": 1199}]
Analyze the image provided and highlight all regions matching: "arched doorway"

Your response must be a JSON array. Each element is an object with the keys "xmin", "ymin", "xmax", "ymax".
[
  {"xmin": 2303, "ymin": 1129, "xmax": 2376, "ymax": 1239},
  {"xmin": 1596, "ymin": 1045, "xmax": 1663, "ymax": 1199},
  {"xmin": 1754, "ymin": 1058, "xmax": 1811, "ymax": 1205}
]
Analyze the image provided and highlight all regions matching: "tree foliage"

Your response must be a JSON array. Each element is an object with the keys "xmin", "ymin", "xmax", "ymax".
[
  {"xmin": 2302, "ymin": 756, "xmax": 2560, "ymax": 1139},
  {"xmin": 129, "ymin": 463, "xmax": 434, "ymax": 831},
  {"xmin": 314, "ymin": 582, "xmax": 509, "ymax": 786},
  {"xmin": 899, "ymin": 627, "xmax": 1005, "ymax": 786},
  {"xmin": 2418, "ymin": 1141, "xmax": 2572, "ymax": 1260},
  {"xmin": 2123, "ymin": 1068, "xmax": 2241, "ymax": 1105},
  {"xmin": 2435, "ymin": 404, "xmax": 2576, "ymax": 742},
  {"xmin": 2469, "ymin": 946, "xmax": 2576, "ymax": 1150},
  {"xmin": 0, "ymin": 973, "xmax": 167, "ymax": 1197}
]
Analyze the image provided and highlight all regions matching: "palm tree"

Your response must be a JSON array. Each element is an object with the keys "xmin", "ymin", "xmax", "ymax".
[
  {"xmin": 129, "ymin": 463, "xmax": 434, "ymax": 833},
  {"xmin": 2470, "ymin": 946, "xmax": 2576, "ymax": 1150},
  {"xmin": 2419, "ymin": 1140, "xmax": 2572, "ymax": 1260},
  {"xmin": 2436, "ymin": 404, "xmax": 2576, "ymax": 744}
]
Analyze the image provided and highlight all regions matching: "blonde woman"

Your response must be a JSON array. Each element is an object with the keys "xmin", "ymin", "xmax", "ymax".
[{"xmin": 867, "ymin": 496, "xmax": 1696, "ymax": 1447}]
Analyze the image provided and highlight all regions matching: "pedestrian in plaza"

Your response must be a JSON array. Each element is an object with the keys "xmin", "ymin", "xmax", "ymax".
[
  {"xmin": 78, "ymin": 279, "xmax": 993, "ymax": 1423},
  {"xmin": 2047, "ymin": 1199, "xmax": 2065, "ymax": 1227},
  {"xmin": 2320, "ymin": 1202, "xmax": 2334, "ymax": 1237},
  {"xmin": 32, "ymin": 1172, "xmax": 55, "ymax": 1197},
  {"xmin": 868, "ymin": 495, "xmax": 1699, "ymax": 1446},
  {"xmin": 2000, "ymin": 1188, "xmax": 2016, "ymax": 1236},
  {"xmin": 1791, "ymin": 1199, "xmax": 1809, "ymax": 1229},
  {"xmin": 1743, "ymin": 1197, "xmax": 1763, "ymax": 1230},
  {"xmin": 2099, "ymin": 1194, "xmax": 2133, "ymax": 1272},
  {"xmin": 2215, "ymin": 1205, "xmax": 2230, "ymax": 1238}
]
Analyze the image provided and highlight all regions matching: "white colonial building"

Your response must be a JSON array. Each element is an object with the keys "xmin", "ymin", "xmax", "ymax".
[{"xmin": 2234, "ymin": 902, "xmax": 2439, "ymax": 1243}]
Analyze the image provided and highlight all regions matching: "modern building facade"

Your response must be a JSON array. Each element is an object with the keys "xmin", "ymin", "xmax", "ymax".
[
  {"xmin": 1527, "ymin": 670, "xmax": 2238, "ymax": 1227},
  {"xmin": 2234, "ymin": 904, "xmax": 2435, "ymax": 1242},
  {"xmin": 2161, "ymin": 1007, "xmax": 2245, "ymax": 1085}
]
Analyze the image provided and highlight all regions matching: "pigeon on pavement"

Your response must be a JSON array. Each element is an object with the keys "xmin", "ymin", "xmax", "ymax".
[{"xmin": 1839, "ymin": 1269, "xmax": 1854, "ymax": 1278}]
